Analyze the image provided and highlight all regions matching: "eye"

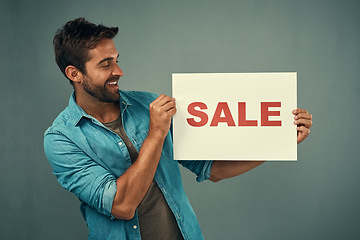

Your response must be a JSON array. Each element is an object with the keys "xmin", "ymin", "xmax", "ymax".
[{"xmin": 101, "ymin": 61, "xmax": 110, "ymax": 68}]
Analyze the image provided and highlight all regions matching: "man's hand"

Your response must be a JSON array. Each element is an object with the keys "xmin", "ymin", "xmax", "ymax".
[
  {"xmin": 149, "ymin": 94, "xmax": 176, "ymax": 139},
  {"xmin": 292, "ymin": 108, "xmax": 313, "ymax": 144}
]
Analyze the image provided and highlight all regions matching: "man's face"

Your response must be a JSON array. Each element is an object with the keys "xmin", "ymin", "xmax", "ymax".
[{"xmin": 81, "ymin": 39, "xmax": 123, "ymax": 103}]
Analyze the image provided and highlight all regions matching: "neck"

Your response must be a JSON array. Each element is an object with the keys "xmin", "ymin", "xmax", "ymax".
[{"xmin": 75, "ymin": 92, "xmax": 121, "ymax": 123}]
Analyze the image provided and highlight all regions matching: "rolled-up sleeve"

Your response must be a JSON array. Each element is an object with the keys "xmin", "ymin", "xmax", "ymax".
[
  {"xmin": 178, "ymin": 160, "xmax": 213, "ymax": 182},
  {"xmin": 44, "ymin": 131, "xmax": 117, "ymax": 218}
]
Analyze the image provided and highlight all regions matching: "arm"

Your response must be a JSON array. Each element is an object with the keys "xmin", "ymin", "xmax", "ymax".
[
  {"xmin": 44, "ymin": 95, "xmax": 176, "ymax": 220},
  {"xmin": 209, "ymin": 108, "xmax": 313, "ymax": 182},
  {"xmin": 209, "ymin": 161, "xmax": 265, "ymax": 182},
  {"xmin": 111, "ymin": 95, "xmax": 176, "ymax": 219}
]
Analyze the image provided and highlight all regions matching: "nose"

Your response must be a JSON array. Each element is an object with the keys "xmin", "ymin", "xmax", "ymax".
[{"xmin": 113, "ymin": 64, "xmax": 124, "ymax": 77}]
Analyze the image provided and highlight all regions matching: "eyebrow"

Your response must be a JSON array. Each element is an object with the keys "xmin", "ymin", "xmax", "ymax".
[{"xmin": 97, "ymin": 54, "xmax": 119, "ymax": 65}]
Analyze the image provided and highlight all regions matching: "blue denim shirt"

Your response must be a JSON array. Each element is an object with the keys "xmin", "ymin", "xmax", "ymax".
[{"xmin": 44, "ymin": 90, "xmax": 213, "ymax": 240}]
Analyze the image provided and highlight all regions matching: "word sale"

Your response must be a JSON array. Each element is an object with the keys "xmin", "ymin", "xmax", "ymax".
[{"xmin": 186, "ymin": 102, "xmax": 282, "ymax": 127}]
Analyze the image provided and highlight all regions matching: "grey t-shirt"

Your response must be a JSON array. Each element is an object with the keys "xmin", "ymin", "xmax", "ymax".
[{"xmin": 103, "ymin": 115, "xmax": 183, "ymax": 240}]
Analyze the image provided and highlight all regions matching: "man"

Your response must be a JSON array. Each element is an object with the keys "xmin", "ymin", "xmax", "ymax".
[{"xmin": 44, "ymin": 18, "xmax": 312, "ymax": 240}]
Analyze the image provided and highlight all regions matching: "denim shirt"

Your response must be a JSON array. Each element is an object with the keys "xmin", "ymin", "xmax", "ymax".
[{"xmin": 44, "ymin": 90, "xmax": 213, "ymax": 240}]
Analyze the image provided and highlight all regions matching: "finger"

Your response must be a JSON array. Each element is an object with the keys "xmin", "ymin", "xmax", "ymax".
[
  {"xmin": 155, "ymin": 95, "xmax": 175, "ymax": 107},
  {"xmin": 161, "ymin": 99, "xmax": 176, "ymax": 112},
  {"xmin": 150, "ymin": 94, "xmax": 166, "ymax": 106},
  {"xmin": 297, "ymin": 125, "xmax": 310, "ymax": 137},
  {"xmin": 150, "ymin": 98, "xmax": 176, "ymax": 120},
  {"xmin": 167, "ymin": 106, "xmax": 177, "ymax": 117},
  {"xmin": 150, "ymin": 95, "xmax": 174, "ymax": 112},
  {"xmin": 292, "ymin": 108, "xmax": 308, "ymax": 115},
  {"xmin": 294, "ymin": 119, "xmax": 312, "ymax": 129},
  {"xmin": 294, "ymin": 112, "xmax": 312, "ymax": 120}
]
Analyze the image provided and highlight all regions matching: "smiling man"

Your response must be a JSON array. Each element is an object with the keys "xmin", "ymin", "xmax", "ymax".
[{"xmin": 44, "ymin": 18, "xmax": 312, "ymax": 240}]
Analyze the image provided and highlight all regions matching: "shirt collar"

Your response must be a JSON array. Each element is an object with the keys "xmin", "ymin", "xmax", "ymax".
[{"xmin": 68, "ymin": 90, "xmax": 132, "ymax": 126}]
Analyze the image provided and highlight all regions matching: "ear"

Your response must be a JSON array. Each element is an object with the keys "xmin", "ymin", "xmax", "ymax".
[{"xmin": 65, "ymin": 66, "xmax": 82, "ymax": 84}]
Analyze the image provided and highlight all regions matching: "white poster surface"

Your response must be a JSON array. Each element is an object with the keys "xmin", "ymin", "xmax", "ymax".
[{"xmin": 172, "ymin": 73, "xmax": 297, "ymax": 161}]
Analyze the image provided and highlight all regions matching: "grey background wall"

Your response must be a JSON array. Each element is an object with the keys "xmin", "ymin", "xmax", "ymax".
[{"xmin": 1, "ymin": 0, "xmax": 359, "ymax": 239}]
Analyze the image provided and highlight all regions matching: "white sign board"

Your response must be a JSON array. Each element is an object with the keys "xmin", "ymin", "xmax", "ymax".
[{"xmin": 172, "ymin": 73, "xmax": 297, "ymax": 161}]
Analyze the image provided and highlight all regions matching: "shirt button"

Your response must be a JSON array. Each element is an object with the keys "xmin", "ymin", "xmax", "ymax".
[
  {"xmin": 133, "ymin": 225, "xmax": 138, "ymax": 230},
  {"xmin": 118, "ymin": 142, "xmax": 123, "ymax": 146}
]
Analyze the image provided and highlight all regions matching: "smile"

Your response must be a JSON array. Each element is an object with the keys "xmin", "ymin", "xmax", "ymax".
[{"xmin": 107, "ymin": 81, "xmax": 118, "ymax": 85}]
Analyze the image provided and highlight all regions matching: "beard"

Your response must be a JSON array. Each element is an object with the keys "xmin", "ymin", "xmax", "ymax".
[{"xmin": 82, "ymin": 76, "xmax": 120, "ymax": 103}]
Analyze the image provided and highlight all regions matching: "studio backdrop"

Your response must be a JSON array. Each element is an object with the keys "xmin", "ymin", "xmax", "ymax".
[{"xmin": 1, "ymin": 0, "xmax": 359, "ymax": 239}]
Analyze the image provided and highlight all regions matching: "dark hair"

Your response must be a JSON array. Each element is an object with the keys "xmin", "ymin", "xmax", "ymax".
[{"xmin": 53, "ymin": 18, "xmax": 119, "ymax": 84}]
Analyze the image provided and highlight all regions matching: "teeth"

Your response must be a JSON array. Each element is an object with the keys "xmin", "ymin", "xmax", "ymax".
[{"xmin": 108, "ymin": 82, "xmax": 117, "ymax": 85}]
